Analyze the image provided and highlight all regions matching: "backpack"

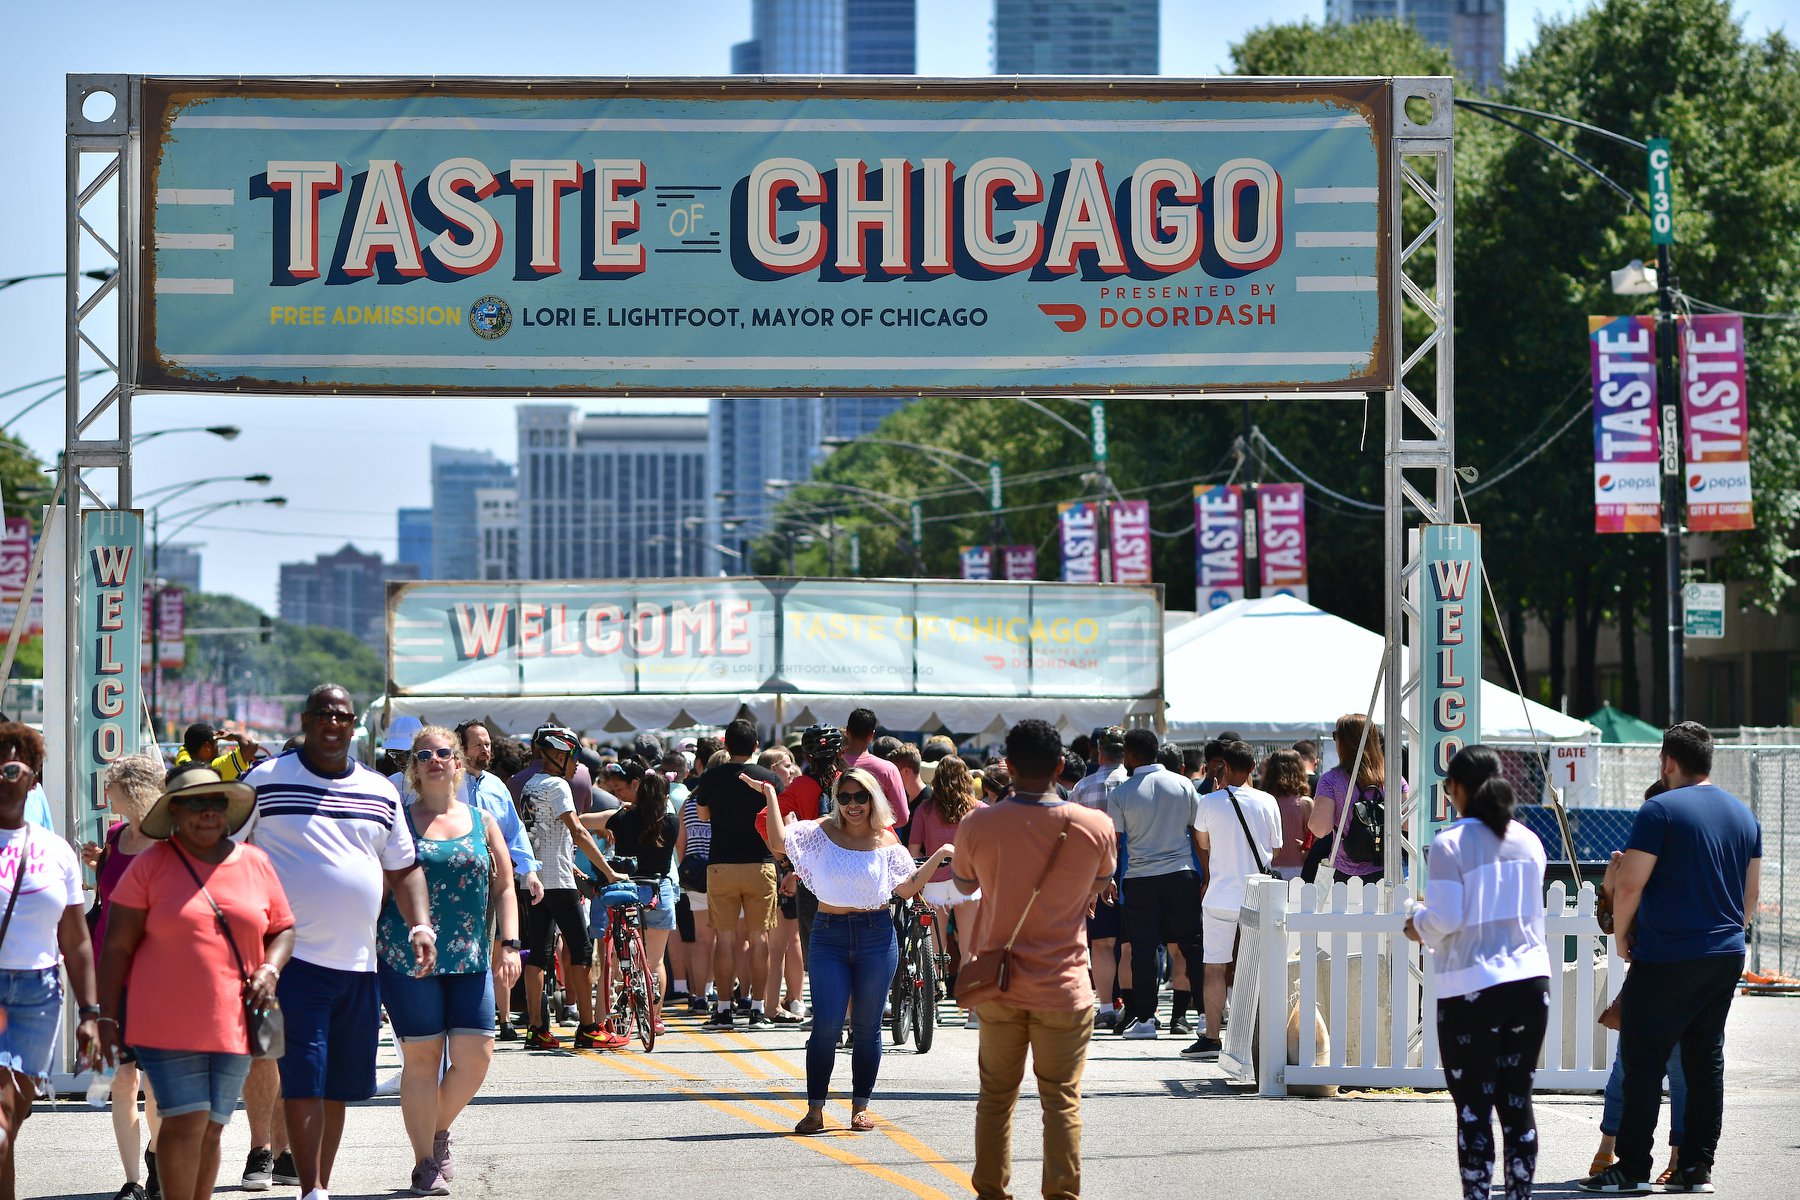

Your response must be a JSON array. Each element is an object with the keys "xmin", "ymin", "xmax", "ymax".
[{"xmin": 1338, "ymin": 785, "xmax": 1384, "ymax": 866}]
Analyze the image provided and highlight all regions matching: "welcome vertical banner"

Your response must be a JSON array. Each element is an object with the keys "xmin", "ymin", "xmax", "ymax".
[
  {"xmin": 1109, "ymin": 500, "xmax": 1153, "ymax": 584},
  {"xmin": 1193, "ymin": 484, "xmax": 1245, "ymax": 609},
  {"xmin": 1589, "ymin": 315, "xmax": 1663, "ymax": 533},
  {"xmin": 1256, "ymin": 483, "xmax": 1309, "ymax": 601},
  {"xmin": 1057, "ymin": 502, "xmax": 1099, "ymax": 583},
  {"xmin": 79, "ymin": 510, "xmax": 144, "ymax": 842},
  {"xmin": 1419, "ymin": 524, "xmax": 1481, "ymax": 865},
  {"xmin": 959, "ymin": 545, "xmax": 992, "ymax": 580},
  {"xmin": 1680, "ymin": 314, "xmax": 1754, "ymax": 531}
]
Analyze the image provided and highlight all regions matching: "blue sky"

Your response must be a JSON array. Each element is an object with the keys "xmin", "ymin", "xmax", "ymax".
[{"xmin": 6, "ymin": 0, "xmax": 1792, "ymax": 610}]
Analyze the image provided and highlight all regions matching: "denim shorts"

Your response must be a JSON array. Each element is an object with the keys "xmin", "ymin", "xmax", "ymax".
[
  {"xmin": 133, "ymin": 1047, "xmax": 252, "ymax": 1125},
  {"xmin": 636, "ymin": 878, "xmax": 677, "ymax": 931},
  {"xmin": 379, "ymin": 966, "xmax": 496, "ymax": 1040},
  {"xmin": 276, "ymin": 958, "xmax": 380, "ymax": 1102},
  {"xmin": 0, "ymin": 967, "xmax": 62, "ymax": 1089}
]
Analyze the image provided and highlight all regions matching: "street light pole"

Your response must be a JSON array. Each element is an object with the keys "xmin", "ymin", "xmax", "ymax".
[
  {"xmin": 1656, "ymin": 237, "xmax": 1684, "ymax": 723},
  {"xmin": 1091, "ymin": 401, "xmax": 1113, "ymax": 583}
]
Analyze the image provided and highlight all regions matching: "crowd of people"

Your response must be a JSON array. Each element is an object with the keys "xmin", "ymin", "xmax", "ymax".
[{"xmin": 0, "ymin": 695, "xmax": 1764, "ymax": 1200}]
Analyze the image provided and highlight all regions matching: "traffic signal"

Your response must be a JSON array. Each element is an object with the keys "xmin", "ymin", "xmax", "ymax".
[{"xmin": 259, "ymin": 615, "xmax": 273, "ymax": 644}]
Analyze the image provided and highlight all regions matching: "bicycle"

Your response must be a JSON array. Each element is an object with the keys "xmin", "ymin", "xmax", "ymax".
[
  {"xmin": 592, "ymin": 856, "xmax": 660, "ymax": 1052},
  {"xmin": 889, "ymin": 879, "xmax": 946, "ymax": 1053}
]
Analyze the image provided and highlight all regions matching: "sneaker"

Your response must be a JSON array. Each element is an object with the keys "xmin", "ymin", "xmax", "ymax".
[
  {"xmin": 1662, "ymin": 1167, "xmax": 1714, "ymax": 1194},
  {"xmin": 525, "ymin": 1027, "xmax": 563, "ymax": 1051},
  {"xmin": 687, "ymin": 995, "xmax": 711, "ymax": 1014},
  {"xmin": 375, "ymin": 1069, "xmax": 403, "ymax": 1097},
  {"xmin": 734, "ymin": 997, "xmax": 753, "ymax": 1013},
  {"xmin": 965, "ymin": 1011, "xmax": 980, "ymax": 1031},
  {"xmin": 747, "ymin": 1010, "xmax": 770, "ymax": 1029},
  {"xmin": 431, "ymin": 1131, "xmax": 453, "ymax": 1182},
  {"xmin": 557, "ymin": 1003, "xmax": 581, "ymax": 1025},
  {"xmin": 1168, "ymin": 1016, "xmax": 1194, "ymax": 1036},
  {"xmin": 271, "ymin": 1150, "xmax": 299, "ymax": 1187},
  {"xmin": 1181, "ymin": 1036, "xmax": 1223, "ymax": 1059},
  {"xmin": 145, "ymin": 1150, "xmax": 162, "ymax": 1198},
  {"xmin": 704, "ymin": 1009, "xmax": 735, "ymax": 1029},
  {"xmin": 1093, "ymin": 1010, "xmax": 1118, "ymax": 1033},
  {"xmin": 1120, "ymin": 1018, "xmax": 1159, "ymax": 1040},
  {"xmin": 409, "ymin": 1157, "xmax": 449, "ymax": 1197},
  {"xmin": 496, "ymin": 1022, "xmax": 519, "ymax": 1042},
  {"xmin": 784, "ymin": 998, "xmax": 808, "ymax": 1020},
  {"xmin": 652, "ymin": 1020, "xmax": 669, "ymax": 1036},
  {"xmin": 113, "ymin": 1185, "xmax": 148, "ymax": 1200},
  {"xmin": 573, "ymin": 1023, "xmax": 606, "ymax": 1048},
  {"xmin": 241, "ymin": 1148, "xmax": 275, "ymax": 1191},
  {"xmin": 1576, "ymin": 1166, "xmax": 1652, "ymax": 1194}
]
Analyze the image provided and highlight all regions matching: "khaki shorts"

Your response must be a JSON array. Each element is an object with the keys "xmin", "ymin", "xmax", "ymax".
[{"xmin": 706, "ymin": 862, "xmax": 778, "ymax": 932}]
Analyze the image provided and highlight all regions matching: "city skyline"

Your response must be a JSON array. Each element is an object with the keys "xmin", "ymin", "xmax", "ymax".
[{"xmin": 7, "ymin": 0, "xmax": 1791, "ymax": 613}]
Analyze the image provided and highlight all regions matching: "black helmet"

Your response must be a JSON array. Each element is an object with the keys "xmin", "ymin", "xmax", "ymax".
[
  {"xmin": 800, "ymin": 723, "xmax": 844, "ymax": 762},
  {"xmin": 532, "ymin": 723, "xmax": 579, "ymax": 756}
]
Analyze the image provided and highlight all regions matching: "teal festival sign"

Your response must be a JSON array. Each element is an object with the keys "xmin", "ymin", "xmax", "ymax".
[
  {"xmin": 1418, "ymin": 524, "xmax": 1481, "ymax": 865},
  {"xmin": 140, "ymin": 77, "xmax": 1392, "ymax": 396},
  {"xmin": 78, "ymin": 510, "xmax": 144, "ymax": 843},
  {"xmin": 388, "ymin": 578, "xmax": 1163, "ymax": 701}
]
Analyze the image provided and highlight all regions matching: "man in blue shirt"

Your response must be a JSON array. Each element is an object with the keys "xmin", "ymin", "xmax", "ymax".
[{"xmin": 1581, "ymin": 722, "xmax": 1762, "ymax": 1196}]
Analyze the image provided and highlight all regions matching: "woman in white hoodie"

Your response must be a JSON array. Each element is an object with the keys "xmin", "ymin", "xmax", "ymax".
[{"xmin": 1405, "ymin": 744, "xmax": 1550, "ymax": 1200}]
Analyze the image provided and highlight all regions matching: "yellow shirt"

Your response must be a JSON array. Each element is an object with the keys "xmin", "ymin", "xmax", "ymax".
[{"xmin": 172, "ymin": 745, "xmax": 251, "ymax": 782}]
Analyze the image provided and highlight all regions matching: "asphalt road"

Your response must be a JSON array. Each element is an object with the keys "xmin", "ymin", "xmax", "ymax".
[{"xmin": 19, "ymin": 994, "xmax": 1800, "ymax": 1199}]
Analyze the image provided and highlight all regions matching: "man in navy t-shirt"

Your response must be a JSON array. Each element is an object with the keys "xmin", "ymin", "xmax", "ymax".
[{"xmin": 1581, "ymin": 722, "xmax": 1762, "ymax": 1195}]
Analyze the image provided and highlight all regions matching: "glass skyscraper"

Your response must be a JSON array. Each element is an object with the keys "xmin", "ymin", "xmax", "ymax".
[
  {"xmin": 1326, "ymin": 0, "xmax": 1504, "ymax": 92},
  {"xmin": 733, "ymin": 0, "xmax": 918, "ymax": 75},
  {"xmin": 992, "ymin": 0, "xmax": 1159, "ymax": 76}
]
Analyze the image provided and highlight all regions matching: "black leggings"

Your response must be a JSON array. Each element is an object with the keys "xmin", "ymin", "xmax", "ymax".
[{"xmin": 1436, "ymin": 977, "xmax": 1550, "ymax": 1200}]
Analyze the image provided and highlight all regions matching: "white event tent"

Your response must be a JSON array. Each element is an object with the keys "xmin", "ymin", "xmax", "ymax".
[{"xmin": 1163, "ymin": 595, "xmax": 1597, "ymax": 743}]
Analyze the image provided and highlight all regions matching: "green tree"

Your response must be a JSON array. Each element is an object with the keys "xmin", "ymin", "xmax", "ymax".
[
  {"xmin": 0, "ymin": 432, "xmax": 51, "ymax": 532},
  {"xmin": 161, "ymin": 592, "xmax": 385, "ymax": 725}
]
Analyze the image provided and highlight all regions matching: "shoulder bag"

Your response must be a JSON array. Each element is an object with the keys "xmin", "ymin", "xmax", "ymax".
[
  {"xmin": 169, "ymin": 843, "xmax": 285, "ymax": 1059},
  {"xmin": 955, "ymin": 812, "xmax": 1070, "ymax": 1007},
  {"xmin": 1224, "ymin": 786, "xmax": 1271, "ymax": 877},
  {"xmin": 0, "ymin": 827, "xmax": 29, "ymax": 952}
]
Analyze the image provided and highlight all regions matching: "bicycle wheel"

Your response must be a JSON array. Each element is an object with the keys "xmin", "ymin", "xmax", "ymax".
[
  {"xmin": 912, "ymin": 932, "xmax": 937, "ymax": 1054},
  {"xmin": 626, "ymin": 924, "xmax": 657, "ymax": 1052},
  {"xmin": 889, "ymin": 934, "xmax": 914, "ymax": 1046}
]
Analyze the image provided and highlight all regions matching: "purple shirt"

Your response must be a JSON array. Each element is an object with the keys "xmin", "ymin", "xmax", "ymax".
[
  {"xmin": 94, "ymin": 821, "xmax": 145, "ymax": 948},
  {"xmin": 1313, "ymin": 766, "xmax": 1407, "ymax": 876}
]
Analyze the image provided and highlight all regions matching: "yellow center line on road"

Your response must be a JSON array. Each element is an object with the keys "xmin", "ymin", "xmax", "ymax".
[
  {"xmin": 571, "ymin": 1046, "xmax": 954, "ymax": 1200},
  {"xmin": 682, "ymin": 1027, "xmax": 975, "ymax": 1191}
]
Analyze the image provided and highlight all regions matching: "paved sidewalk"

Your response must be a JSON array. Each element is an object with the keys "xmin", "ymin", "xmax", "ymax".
[{"xmin": 18, "ymin": 994, "xmax": 1798, "ymax": 1199}]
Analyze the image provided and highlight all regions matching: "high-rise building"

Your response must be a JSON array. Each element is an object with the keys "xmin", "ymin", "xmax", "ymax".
[
  {"xmin": 847, "ymin": 0, "xmax": 916, "ymax": 73},
  {"xmin": 430, "ymin": 446, "xmax": 515, "ymax": 581},
  {"xmin": 277, "ymin": 544, "xmax": 419, "ymax": 650},
  {"xmin": 1327, "ymin": 0, "xmax": 1503, "ymax": 93},
  {"xmin": 157, "ymin": 543, "xmax": 203, "ymax": 593},
  {"xmin": 396, "ymin": 507, "xmax": 433, "ymax": 574},
  {"xmin": 733, "ymin": 1, "xmax": 916, "ymax": 75},
  {"xmin": 993, "ymin": 0, "xmax": 1159, "ymax": 76},
  {"xmin": 474, "ymin": 487, "xmax": 519, "ymax": 581},
  {"xmin": 517, "ymin": 406, "xmax": 709, "ymax": 580}
]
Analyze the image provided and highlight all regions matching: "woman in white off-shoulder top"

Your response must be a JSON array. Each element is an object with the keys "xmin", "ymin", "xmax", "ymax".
[{"xmin": 756, "ymin": 767, "xmax": 950, "ymax": 1135}]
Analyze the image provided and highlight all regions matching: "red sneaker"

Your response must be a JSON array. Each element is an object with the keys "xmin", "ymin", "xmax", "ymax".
[{"xmin": 524, "ymin": 1028, "xmax": 562, "ymax": 1051}]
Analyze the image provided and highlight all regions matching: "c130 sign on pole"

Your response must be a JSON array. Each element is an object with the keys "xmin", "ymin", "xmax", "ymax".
[{"xmin": 137, "ymin": 77, "xmax": 1393, "ymax": 397}]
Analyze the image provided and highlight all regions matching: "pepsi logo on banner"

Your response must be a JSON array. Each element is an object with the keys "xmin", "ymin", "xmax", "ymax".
[
  {"xmin": 1589, "ymin": 315, "xmax": 1663, "ymax": 534},
  {"xmin": 959, "ymin": 545, "xmax": 993, "ymax": 581},
  {"xmin": 1001, "ymin": 545, "xmax": 1038, "ymax": 581},
  {"xmin": 1058, "ymin": 502, "xmax": 1099, "ymax": 583},
  {"xmin": 1110, "ymin": 500, "xmax": 1153, "ymax": 584},
  {"xmin": 1193, "ymin": 484, "xmax": 1244, "ymax": 609},
  {"xmin": 1680, "ymin": 314, "xmax": 1754, "ymax": 531},
  {"xmin": 1256, "ymin": 483, "xmax": 1309, "ymax": 602}
]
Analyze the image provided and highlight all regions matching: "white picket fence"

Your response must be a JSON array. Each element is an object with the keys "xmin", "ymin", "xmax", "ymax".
[{"xmin": 1221, "ymin": 876, "xmax": 1621, "ymax": 1096}]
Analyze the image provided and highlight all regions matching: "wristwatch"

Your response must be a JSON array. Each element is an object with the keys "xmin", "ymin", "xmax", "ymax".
[{"xmin": 499, "ymin": 938, "xmax": 523, "ymax": 950}]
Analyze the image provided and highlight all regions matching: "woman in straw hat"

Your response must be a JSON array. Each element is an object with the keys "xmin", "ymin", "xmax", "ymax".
[{"xmin": 97, "ymin": 764, "xmax": 296, "ymax": 1200}]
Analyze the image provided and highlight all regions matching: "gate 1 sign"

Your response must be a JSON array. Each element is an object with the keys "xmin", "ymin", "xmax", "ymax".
[
  {"xmin": 1547, "ymin": 743, "xmax": 1597, "ymax": 807},
  {"xmin": 1419, "ymin": 524, "xmax": 1481, "ymax": 860},
  {"xmin": 80, "ymin": 511, "xmax": 143, "ymax": 838},
  {"xmin": 1589, "ymin": 315, "xmax": 1663, "ymax": 533},
  {"xmin": 138, "ymin": 78, "xmax": 1391, "ymax": 396}
]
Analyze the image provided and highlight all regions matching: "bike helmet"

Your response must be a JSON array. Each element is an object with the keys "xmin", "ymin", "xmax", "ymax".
[
  {"xmin": 800, "ymin": 723, "xmax": 844, "ymax": 762},
  {"xmin": 532, "ymin": 723, "xmax": 580, "ymax": 756}
]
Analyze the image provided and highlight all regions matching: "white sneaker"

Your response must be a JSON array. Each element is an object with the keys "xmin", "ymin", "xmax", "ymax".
[
  {"xmin": 1121, "ymin": 1019, "xmax": 1159, "ymax": 1040},
  {"xmin": 374, "ymin": 1070, "xmax": 403, "ymax": 1097},
  {"xmin": 965, "ymin": 1011, "xmax": 980, "ymax": 1030}
]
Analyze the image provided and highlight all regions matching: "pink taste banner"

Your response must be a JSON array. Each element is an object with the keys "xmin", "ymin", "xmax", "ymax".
[
  {"xmin": 1193, "ymin": 484, "xmax": 1244, "ymax": 609},
  {"xmin": 1058, "ymin": 502, "xmax": 1099, "ymax": 583},
  {"xmin": 1110, "ymin": 500, "xmax": 1152, "ymax": 584},
  {"xmin": 1256, "ymin": 483, "xmax": 1309, "ymax": 601},
  {"xmin": 1589, "ymin": 315, "xmax": 1663, "ymax": 534},
  {"xmin": 1001, "ymin": 545, "xmax": 1038, "ymax": 581},
  {"xmin": 1680, "ymin": 314, "xmax": 1754, "ymax": 532},
  {"xmin": 959, "ymin": 545, "xmax": 992, "ymax": 580}
]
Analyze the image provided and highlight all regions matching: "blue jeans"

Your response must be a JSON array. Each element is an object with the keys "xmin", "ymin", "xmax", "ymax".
[
  {"xmin": 805, "ymin": 911, "xmax": 899, "ymax": 1106},
  {"xmin": 1602, "ymin": 1043, "xmax": 1687, "ymax": 1145}
]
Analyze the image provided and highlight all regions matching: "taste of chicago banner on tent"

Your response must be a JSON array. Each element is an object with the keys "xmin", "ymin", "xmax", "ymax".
[
  {"xmin": 387, "ymin": 578, "xmax": 1163, "ymax": 701},
  {"xmin": 1256, "ymin": 483, "xmax": 1309, "ymax": 601},
  {"xmin": 1680, "ymin": 314, "xmax": 1754, "ymax": 532},
  {"xmin": 1589, "ymin": 315, "xmax": 1663, "ymax": 534},
  {"xmin": 1193, "ymin": 484, "xmax": 1245, "ymax": 608},
  {"xmin": 1058, "ymin": 502, "xmax": 1100, "ymax": 583}
]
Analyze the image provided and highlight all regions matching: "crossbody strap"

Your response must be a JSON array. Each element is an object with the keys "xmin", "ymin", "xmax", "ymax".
[
  {"xmin": 1000, "ymin": 815, "xmax": 1072, "ymax": 953},
  {"xmin": 168, "ymin": 842, "xmax": 252, "ymax": 985},
  {"xmin": 0, "ymin": 827, "xmax": 30, "ymax": 952},
  {"xmin": 1225, "ymin": 786, "xmax": 1270, "ymax": 877}
]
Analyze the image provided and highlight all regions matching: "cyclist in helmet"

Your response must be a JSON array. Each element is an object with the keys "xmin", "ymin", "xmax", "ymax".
[{"xmin": 519, "ymin": 725, "xmax": 624, "ymax": 1050}]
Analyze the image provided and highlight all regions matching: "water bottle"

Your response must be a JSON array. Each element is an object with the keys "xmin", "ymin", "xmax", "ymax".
[{"xmin": 85, "ymin": 1063, "xmax": 115, "ymax": 1108}]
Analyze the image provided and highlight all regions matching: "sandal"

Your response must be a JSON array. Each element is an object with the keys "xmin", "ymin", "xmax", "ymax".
[
  {"xmin": 850, "ymin": 1109, "xmax": 876, "ymax": 1132},
  {"xmin": 1589, "ymin": 1153, "xmax": 1618, "ymax": 1177},
  {"xmin": 794, "ymin": 1112, "xmax": 827, "ymax": 1136},
  {"xmin": 1655, "ymin": 1154, "xmax": 1680, "ymax": 1186}
]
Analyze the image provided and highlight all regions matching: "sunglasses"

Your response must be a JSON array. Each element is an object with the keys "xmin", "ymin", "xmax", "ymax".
[
  {"xmin": 308, "ymin": 710, "xmax": 355, "ymax": 725},
  {"xmin": 0, "ymin": 763, "xmax": 33, "ymax": 783},
  {"xmin": 837, "ymin": 788, "xmax": 870, "ymax": 803},
  {"xmin": 173, "ymin": 795, "xmax": 230, "ymax": 814},
  {"xmin": 414, "ymin": 747, "xmax": 457, "ymax": 762}
]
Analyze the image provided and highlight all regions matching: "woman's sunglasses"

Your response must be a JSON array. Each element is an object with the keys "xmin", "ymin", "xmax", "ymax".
[
  {"xmin": 0, "ymin": 762, "xmax": 33, "ymax": 783},
  {"xmin": 837, "ymin": 788, "xmax": 870, "ymax": 803},
  {"xmin": 414, "ymin": 747, "xmax": 457, "ymax": 762},
  {"xmin": 172, "ymin": 795, "xmax": 230, "ymax": 813}
]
